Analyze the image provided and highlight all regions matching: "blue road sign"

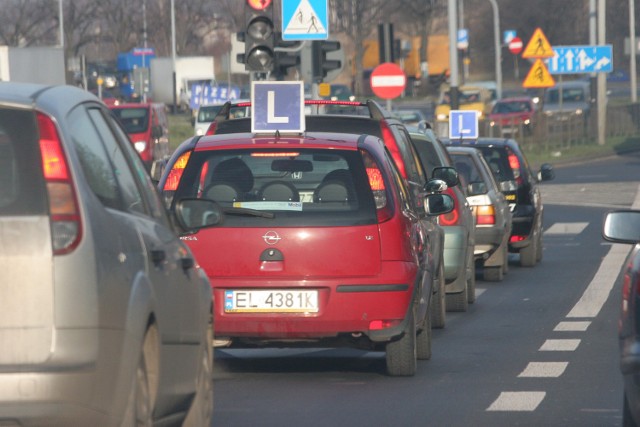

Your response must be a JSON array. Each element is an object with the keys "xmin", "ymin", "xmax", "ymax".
[
  {"xmin": 449, "ymin": 110, "xmax": 479, "ymax": 140},
  {"xmin": 282, "ymin": 0, "xmax": 328, "ymax": 41},
  {"xmin": 503, "ymin": 30, "xmax": 516, "ymax": 45},
  {"xmin": 457, "ymin": 29, "xmax": 469, "ymax": 50},
  {"xmin": 251, "ymin": 81, "xmax": 305, "ymax": 133},
  {"xmin": 547, "ymin": 45, "xmax": 613, "ymax": 74}
]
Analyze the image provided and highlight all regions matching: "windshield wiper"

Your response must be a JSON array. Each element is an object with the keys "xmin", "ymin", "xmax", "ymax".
[{"xmin": 223, "ymin": 206, "xmax": 275, "ymax": 218}]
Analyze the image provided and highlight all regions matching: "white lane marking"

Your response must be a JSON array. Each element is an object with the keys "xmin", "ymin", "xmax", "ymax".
[
  {"xmin": 475, "ymin": 287, "xmax": 487, "ymax": 298},
  {"xmin": 554, "ymin": 321, "xmax": 591, "ymax": 332},
  {"xmin": 486, "ymin": 391, "xmax": 546, "ymax": 411},
  {"xmin": 633, "ymin": 184, "xmax": 640, "ymax": 209},
  {"xmin": 544, "ymin": 222, "xmax": 589, "ymax": 235},
  {"xmin": 539, "ymin": 339, "xmax": 581, "ymax": 351},
  {"xmin": 566, "ymin": 243, "xmax": 630, "ymax": 318},
  {"xmin": 518, "ymin": 362, "xmax": 568, "ymax": 378}
]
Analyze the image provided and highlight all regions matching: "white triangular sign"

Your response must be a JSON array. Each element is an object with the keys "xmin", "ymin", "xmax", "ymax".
[{"xmin": 284, "ymin": 0, "xmax": 326, "ymax": 35}]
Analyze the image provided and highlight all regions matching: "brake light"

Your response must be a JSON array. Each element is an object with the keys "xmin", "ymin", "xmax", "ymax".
[
  {"xmin": 163, "ymin": 151, "xmax": 192, "ymax": 191},
  {"xmin": 439, "ymin": 187, "xmax": 459, "ymax": 226},
  {"xmin": 380, "ymin": 122, "xmax": 407, "ymax": 179},
  {"xmin": 474, "ymin": 205, "xmax": 496, "ymax": 225},
  {"xmin": 508, "ymin": 150, "xmax": 522, "ymax": 184},
  {"xmin": 205, "ymin": 121, "xmax": 217, "ymax": 135},
  {"xmin": 509, "ymin": 235, "xmax": 527, "ymax": 243},
  {"xmin": 361, "ymin": 150, "xmax": 391, "ymax": 222},
  {"xmin": 38, "ymin": 112, "xmax": 82, "ymax": 255}
]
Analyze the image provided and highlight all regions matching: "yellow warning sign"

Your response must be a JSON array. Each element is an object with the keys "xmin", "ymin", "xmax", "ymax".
[
  {"xmin": 522, "ymin": 59, "xmax": 555, "ymax": 88},
  {"xmin": 522, "ymin": 28, "xmax": 554, "ymax": 59}
]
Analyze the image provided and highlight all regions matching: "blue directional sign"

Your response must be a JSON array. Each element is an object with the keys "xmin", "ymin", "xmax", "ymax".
[
  {"xmin": 547, "ymin": 45, "xmax": 613, "ymax": 74},
  {"xmin": 449, "ymin": 110, "xmax": 479, "ymax": 140},
  {"xmin": 251, "ymin": 81, "xmax": 305, "ymax": 133},
  {"xmin": 282, "ymin": 0, "xmax": 328, "ymax": 41},
  {"xmin": 457, "ymin": 29, "xmax": 469, "ymax": 50},
  {"xmin": 503, "ymin": 30, "xmax": 517, "ymax": 45}
]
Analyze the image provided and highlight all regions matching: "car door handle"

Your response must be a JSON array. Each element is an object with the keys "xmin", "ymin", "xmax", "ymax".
[{"xmin": 151, "ymin": 249, "xmax": 166, "ymax": 265}]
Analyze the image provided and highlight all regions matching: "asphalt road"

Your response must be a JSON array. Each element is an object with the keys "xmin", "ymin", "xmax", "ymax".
[{"xmin": 210, "ymin": 151, "xmax": 640, "ymax": 427}]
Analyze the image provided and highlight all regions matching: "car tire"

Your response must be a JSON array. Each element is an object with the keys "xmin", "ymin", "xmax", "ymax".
[
  {"xmin": 416, "ymin": 304, "xmax": 432, "ymax": 361},
  {"xmin": 624, "ymin": 391, "xmax": 639, "ymax": 427},
  {"xmin": 122, "ymin": 324, "xmax": 159, "ymax": 427},
  {"xmin": 483, "ymin": 264, "xmax": 504, "ymax": 282},
  {"xmin": 502, "ymin": 244, "xmax": 510, "ymax": 274},
  {"xmin": 430, "ymin": 263, "xmax": 446, "ymax": 328},
  {"xmin": 520, "ymin": 237, "xmax": 537, "ymax": 267},
  {"xmin": 386, "ymin": 307, "xmax": 417, "ymax": 377},
  {"xmin": 467, "ymin": 252, "xmax": 477, "ymax": 304},
  {"xmin": 183, "ymin": 321, "xmax": 214, "ymax": 427},
  {"xmin": 446, "ymin": 285, "xmax": 468, "ymax": 312}
]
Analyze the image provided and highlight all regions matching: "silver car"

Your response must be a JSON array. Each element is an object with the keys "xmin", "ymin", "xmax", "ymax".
[
  {"xmin": 408, "ymin": 126, "xmax": 476, "ymax": 312},
  {"xmin": 0, "ymin": 82, "xmax": 213, "ymax": 426},
  {"xmin": 446, "ymin": 146, "xmax": 512, "ymax": 282}
]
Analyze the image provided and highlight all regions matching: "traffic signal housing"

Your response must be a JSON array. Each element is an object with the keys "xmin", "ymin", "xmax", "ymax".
[
  {"xmin": 273, "ymin": 33, "xmax": 302, "ymax": 79},
  {"xmin": 312, "ymin": 40, "xmax": 342, "ymax": 82},
  {"xmin": 242, "ymin": 0, "xmax": 275, "ymax": 72}
]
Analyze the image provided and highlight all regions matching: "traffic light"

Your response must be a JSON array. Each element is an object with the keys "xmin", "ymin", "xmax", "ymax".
[
  {"xmin": 311, "ymin": 40, "xmax": 342, "ymax": 82},
  {"xmin": 273, "ymin": 33, "xmax": 302, "ymax": 79},
  {"xmin": 243, "ymin": 0, "xmax": 275, "ymax": 72}
]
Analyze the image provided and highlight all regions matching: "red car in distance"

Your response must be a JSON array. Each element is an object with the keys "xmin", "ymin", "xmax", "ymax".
[{"xmin": 488, "ymin": 96, "xmax": 536, "ymax": 136}]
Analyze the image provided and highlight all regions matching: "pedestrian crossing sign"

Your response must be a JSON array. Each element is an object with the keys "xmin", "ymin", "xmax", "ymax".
[
  {"xmin": 522, "ymin": 27, "xmax": 554, "ymax": 59},
  {"xmin": 282, "ymin": 0, "xmax": 328, "ymax": 40},
  {"xmin": 522, "ymin": 59, "xmax": 555, "ymax": 88}
]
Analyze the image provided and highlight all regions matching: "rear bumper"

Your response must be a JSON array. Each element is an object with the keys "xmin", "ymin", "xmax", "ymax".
[
  {"xmin": 0, "ymin": 328, "xmax": 134, "ymax": 427},
  {"xmin": 474, "ymin": 225, "xmax": 506, "ymax": 258},
  {"xmin": 212, "ymin": 261, "xmax": 418, "ymax": 344}
]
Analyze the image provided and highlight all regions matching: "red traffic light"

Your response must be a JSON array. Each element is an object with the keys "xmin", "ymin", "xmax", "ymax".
[{"xmin": 247, "ymin": 0, "xmax": 272, "ymax": 11}]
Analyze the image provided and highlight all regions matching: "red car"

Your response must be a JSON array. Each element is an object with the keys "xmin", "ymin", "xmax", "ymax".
[
  {"xmin": 488, "ymin": 96, "xmax": 536, "ymax": 136},
  {"xmin": 160, "ymin": 126, "xmax": 454, "ymax": 376}
]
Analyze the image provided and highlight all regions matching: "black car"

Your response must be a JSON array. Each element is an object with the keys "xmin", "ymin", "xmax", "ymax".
[{"xmin": 441, "ymin": 137, "xmax": 554, "ymax": 267}]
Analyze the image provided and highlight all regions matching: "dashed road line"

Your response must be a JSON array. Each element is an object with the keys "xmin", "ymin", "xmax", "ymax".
[
  {"xmin": 554, "ymin": 321, "xmax": 591, "ymax": 332},
  {"xmin": 518, "ymin": 362, "xmax": 568, "ymax": 378},
  {"xmin": 487, "ymin": 392, "xmax": 546, "ymax": 411},
  {"xmin": 539, "ymin": 339, "xmax": 581, "ymax": 351}
]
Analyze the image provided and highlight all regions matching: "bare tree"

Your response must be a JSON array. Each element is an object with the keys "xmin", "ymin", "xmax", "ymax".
[{"xmin": 0, "ymin": 0, "xmax": 58, "ymax": 47}]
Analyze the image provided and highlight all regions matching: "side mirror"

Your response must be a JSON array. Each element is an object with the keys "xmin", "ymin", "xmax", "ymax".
[
  {"xmin": 423, "ymin": 193, "xmax": 454, "ymax": 216},
  {"xmin": 603, "ymin": 210, "xmax": 640, "ymax": 243},
  {"xmin": 424, "ymin": 178, "xmax": 448, "ymax": 194},
  {"xmin": 538, "ymin": 163, "xmax": 555, "ymax": 181},
  {"xmin": 173, "ymin": 198, "xmax": 223, "ymax": 231},
  {"xmin": 151, "ymin": 125, "xmax": 163, "ymax": 139},
  {"xmin": 432, "ymin": 166, "xmax": 459, "ymax": 187},
  {"xmin": 467, "ymin": 182, "xmax": 487, "ymax": 196}
]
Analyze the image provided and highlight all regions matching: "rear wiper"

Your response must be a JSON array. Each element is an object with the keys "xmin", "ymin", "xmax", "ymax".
[{"xmin": 223, "ymin": 206, "xmax": 275, "ymax": 218}]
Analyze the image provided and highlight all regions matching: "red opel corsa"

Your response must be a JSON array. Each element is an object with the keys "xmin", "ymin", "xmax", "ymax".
[{"xmin": 160, "ymin": 129, "xmax": 453, "ymax": 376}]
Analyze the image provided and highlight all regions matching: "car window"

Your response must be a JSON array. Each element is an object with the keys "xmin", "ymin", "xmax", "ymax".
[
  {"xmin": 87, "ymin": 108, "xmax": 146, "ymax": 215},
  {"xmin": 111, "ymin": 107, "xmax": 149, "ymax": 133},
  {"xmin": 0, "ymin": 108, "xmax": 47, "ymax": 215},
  {"xmin": 475, "ymin": 146, "xmax": 515, "ymax": 183},
  {"xmin": 173, "ymin": 148, "xmax": 378, "ymax": 227}
]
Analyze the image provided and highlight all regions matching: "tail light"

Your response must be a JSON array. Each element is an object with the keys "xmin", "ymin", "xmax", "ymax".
[
  {"xmin": 439, "ymin": 187, "xmax": 459, "ymax": 226},
  {"xmin": 620, "ymin": 263, "xmax": 635, "ymax": 333},
  {"xmin": 379, "ymin": 122, "xmax": 407, "ymax": 179},
  {"xmin": 163, "ymin": 151, "xmax": 192, "ymax": 192},
  {"xmin": 467, "ymin": 194, "xmax": 495, "ymax": 226},
  {"xmin": 510, "ymin": 235, "xmax": 526, "ymax": 243},
  {"xmin": 361, "ymin": 149, "xmax": 392, "ymax": 223},
  {"xmin": 38, "ymin": 112, "xmax": 82, "ymax": 255},
  {"xmin": 507, "ymin": 149, "xmax": 522, "ymax": 185}
]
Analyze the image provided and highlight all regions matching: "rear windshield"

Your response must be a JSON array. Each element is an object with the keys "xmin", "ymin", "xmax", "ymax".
[
  {"xmin": 450, "ymin": 153, "xmax": 486, "ymax": 192},
  {"xmin": 474, "ymin": 146, "xmax": 516, "ymax": 183},
  {"xmin": 172, "ymin": 148, "xmax": 379, "ymax": 227},
  {"xmin": 111, "ymin": 107, "xmax": 149, "ymax": 133},
  {"xmin": 0, "ymin": 108, "xmax": 47, "ymax": 216}
]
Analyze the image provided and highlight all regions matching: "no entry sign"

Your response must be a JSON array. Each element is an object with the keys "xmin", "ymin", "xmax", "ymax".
[
  {"xmin": 508, "ymin": 36, "xmax": 524, "ymax": 55},
  {"xmin": 370, "ymin": 62, "xmax": 406, "ymax": 99}
]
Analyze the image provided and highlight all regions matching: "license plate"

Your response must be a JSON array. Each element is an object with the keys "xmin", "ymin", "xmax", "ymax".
[{"xmin": 224, "ymin": 290, "xmax": 319, "ymax": 313}]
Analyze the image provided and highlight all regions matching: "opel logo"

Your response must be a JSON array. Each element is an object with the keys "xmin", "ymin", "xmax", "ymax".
[{"xmin": 262, "ymin": 231, "xmax": 281, "ymax": 245}]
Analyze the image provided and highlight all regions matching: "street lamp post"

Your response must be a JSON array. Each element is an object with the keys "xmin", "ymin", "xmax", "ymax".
[
  {"xmin": 171, "ymin": 0, "xmax": 177, "ymax": 112},
  {"xmin": 487, "ymin": 0, "xmax": 502, "ymax": 100}
]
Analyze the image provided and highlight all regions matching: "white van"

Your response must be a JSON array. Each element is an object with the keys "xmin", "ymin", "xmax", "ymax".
[{"xmin": 194, "ymin": 101, "xmax": 250, "ymax": 136}]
